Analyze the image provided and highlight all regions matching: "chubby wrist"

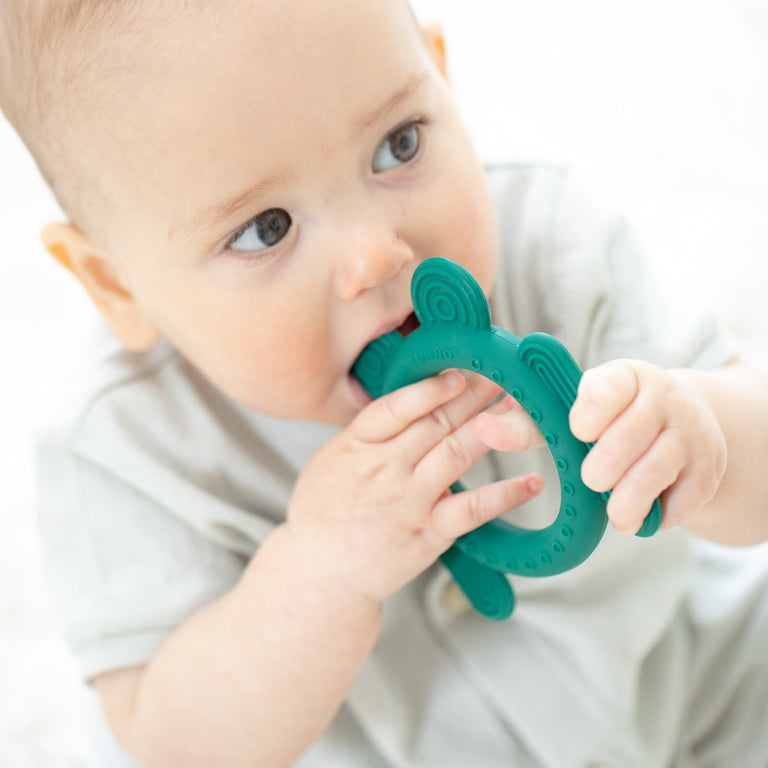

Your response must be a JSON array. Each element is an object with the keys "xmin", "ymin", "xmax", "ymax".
[{"xmin": 240, "ymin": 523, "xmax": 384, "ymax": 633}]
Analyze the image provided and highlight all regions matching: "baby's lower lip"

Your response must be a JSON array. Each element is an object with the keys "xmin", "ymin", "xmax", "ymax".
[{"xmin": 347, "ymin": 371, "xmax": 373, "ymax": 408}]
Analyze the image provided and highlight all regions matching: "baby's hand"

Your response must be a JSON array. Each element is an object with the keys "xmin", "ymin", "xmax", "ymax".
[
  {"xmin": 570, "ymin": 360, "xmax": 727, "ymax": 535},
  {"xmin": 286, "ymin": 372, "xmax": 543, "ymax": 603}
]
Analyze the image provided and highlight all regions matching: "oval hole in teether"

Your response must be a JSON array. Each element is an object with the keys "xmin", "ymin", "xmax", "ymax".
[{"xmin": 470, "ymin": 390, "xmax": 562, "ymax": 533}]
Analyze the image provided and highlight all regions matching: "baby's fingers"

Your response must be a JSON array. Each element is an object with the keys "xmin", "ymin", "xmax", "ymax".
[
  {"xmin": 571, "ymin": 360, "xmax": 641, "ymax": 442},
  {"xmin": 353, "ymin": 371, "xmax": 466, "ymax": 442},
  {"xmin": 579, "ymin": 392, "xmax": 664, "ymax": 493},
  {"xmin": 474, "ymin": 397, "xmax": 547, "ymax": 451},
  {"xmin": 606, "ymin": 433, "xmax": 683, "ymax": 534},
  {"xmin": 431, "ymin": 474, "xmax": 544, "ymax": 541},
  {"xmin": 660, "ymin": 467, "xmax": 721, "ymax": 530}
]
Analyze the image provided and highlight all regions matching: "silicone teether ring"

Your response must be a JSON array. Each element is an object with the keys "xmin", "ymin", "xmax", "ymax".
[{"xmin": 352, "ymin": 258, "xmax": 661, "ymax": 619}]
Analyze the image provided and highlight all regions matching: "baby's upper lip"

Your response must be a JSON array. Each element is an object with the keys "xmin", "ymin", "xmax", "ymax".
[
  {"xmin": 375, "ymin": 310, "xmax": 414, "ymax": 341},
  {"xmin": 355, "ymin": 308, "xmax": 415, "ymax": 362}
]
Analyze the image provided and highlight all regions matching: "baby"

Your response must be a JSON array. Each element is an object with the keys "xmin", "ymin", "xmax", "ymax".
[{"xmin": 3, "ymin": 1, "xmax": 768, "ymax": 766}]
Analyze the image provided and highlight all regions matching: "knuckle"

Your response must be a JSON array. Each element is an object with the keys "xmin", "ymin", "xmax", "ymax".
[
  {"xmin": 380, "ymin": 394, "xmax": 402, "ymax": 425},
  {"xmin": 688, "ymin": 466, "xmax": 721, "ymax": 504},
  {"xmin": 509, "ymin": 410, "xmax": 544, "ymax": 450},
  {"xmin": 580, "ymin": 454, "xmax": 613, "ymax": 493},
  {"xmin": 664, "ymin": 387, "xmax": 694, "ymax": 423},
  {"xmin": 501, "ymin": 477, "xmax": 530, "ymax": 509},
  {"xmin": 578, "ymin": 368, "xmax": 611, "ymax": 410},
  {"xmin": 442, "ymin": 432, "xmax": 472, "ymax": 469},
  {"xmin": 427, "ymin": 404, "xmax": 455, "ymax": 433},
  {"xmin": 354, "ymin": 396, "xmax": 401, "ymax": 442},
  {"xmin": 464, "ymin": 492, "xmax": 488, "ymax": 529},
  {"xmin": 585, "ymin": 360, "xmax": 639, "ymax": 406},
  {"xmin": 625, "ymin": 455, "xmax": 666, "ymax": 498}
]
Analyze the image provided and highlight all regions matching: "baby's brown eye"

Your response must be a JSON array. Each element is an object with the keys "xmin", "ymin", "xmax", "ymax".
[
  {"xmin": 229, "ymin": 208, "xmax": 292, "ymax": 252},
  {"xmin": 372, "ymin": 123, "xmax": 421, "ymax": 172},
  {"xmin": 255, "ymin": 209, "xmax": 291, "ymax": 246},
  {"xmin": 388, "ymin": 125, "xmax": 419, "ymax": 162}
]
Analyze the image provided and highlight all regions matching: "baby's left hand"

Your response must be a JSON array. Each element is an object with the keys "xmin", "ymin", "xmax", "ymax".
[{"xmin": 569, "ymin": 360, "xmax": 727, "ymax": 534}]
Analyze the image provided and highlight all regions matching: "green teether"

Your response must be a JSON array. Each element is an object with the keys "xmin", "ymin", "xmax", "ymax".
[{"xmin": 352, "ymin": 257, "xmax": 661, "ymax": 620}]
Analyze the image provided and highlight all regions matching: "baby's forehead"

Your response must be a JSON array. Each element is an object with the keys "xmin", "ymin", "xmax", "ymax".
[
  {"xmin": 87, "ymin": 0, "xmax": 421, "ymax": 89},
  {"xmin": 3, "ymin": 0, "xmax": 425, "ymax": 241},
  {"xmin": 87, "ymin": 0, "xmax": 425, "ymax": 127}
]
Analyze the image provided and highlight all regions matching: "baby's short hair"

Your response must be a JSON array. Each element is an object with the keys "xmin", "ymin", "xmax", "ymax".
[
  {"xmin": 0, "ymin": 0, "xmax": 194, "ymax": 236},
  {"xmin": 2, "ymin": 2, "xmax": 118, "ymax": 227}
]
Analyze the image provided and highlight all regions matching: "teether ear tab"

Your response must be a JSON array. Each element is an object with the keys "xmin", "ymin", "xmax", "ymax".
[
  {"xmin": 352, "ymin": 257, "xmax": 661, "ymax": 619},
  {"xmin": 440, "ymin": 547, "xmax": 515, "ymax": 620},
  {"xmin": 411, "ymin": 258, "xmax": 492, "ymax": 331}
]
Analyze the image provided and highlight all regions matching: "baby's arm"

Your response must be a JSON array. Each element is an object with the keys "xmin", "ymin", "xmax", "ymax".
[
  {"xmin": 95, "ymin": 371, "xmax": 542, "ymax": 768},
  {"xmin": 568, "ymin": 359, "xmax": 768, "ymax": 544}
]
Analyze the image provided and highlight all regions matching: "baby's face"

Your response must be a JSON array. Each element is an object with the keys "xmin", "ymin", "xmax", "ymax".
[{"xmin": 92, "ymin": 0, "xmax": 497, "ymax": 425}]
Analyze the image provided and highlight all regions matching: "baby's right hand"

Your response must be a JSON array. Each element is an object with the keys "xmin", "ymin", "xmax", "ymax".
[{"xmin": 285, "ymin": 372, "xmax": 543, "ymax": 604}]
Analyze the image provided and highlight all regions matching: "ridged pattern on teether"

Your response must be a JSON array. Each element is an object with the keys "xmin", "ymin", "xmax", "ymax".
[
  {"xmin": 440, "ymin": 547, "xmax": 515, "ymax": 620},
  {"xmin": 411, "ymin": 258, "xmax": 491, "ymax": 330},
  {"xmin": 351, "ymin": 331, "xmax": 402, "ymax": 399},
  {"xmin": 518, "ymin": 333, "xmax": 581, "ymax": 408},
  {"xmin": 519, "ymin": 331, "xmax": 662, "ymax": 541}
]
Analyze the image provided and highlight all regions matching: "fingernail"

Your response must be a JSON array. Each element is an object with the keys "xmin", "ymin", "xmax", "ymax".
[
  {"xmin": 612, "ymin": 522, "xmax": 639, "ymax": 537},
  {"xmin": 527, "ymin": 475, "xmax": 544, "ymax": 493}
]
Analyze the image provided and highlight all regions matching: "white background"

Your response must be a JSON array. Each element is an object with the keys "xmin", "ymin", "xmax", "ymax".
[{"xmin": 1, "ymin": 1, "xmax": 766, "ymax": 764}]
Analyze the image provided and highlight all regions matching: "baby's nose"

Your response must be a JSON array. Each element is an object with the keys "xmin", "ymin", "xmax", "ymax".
[{"xmin": 334, "ymin": 228, "xmax": 414, "ymax": 300}]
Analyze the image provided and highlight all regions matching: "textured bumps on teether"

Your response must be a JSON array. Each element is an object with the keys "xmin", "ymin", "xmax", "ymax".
[{"xmin": 352, "ymin": 258, "xmax": 661, "ymax": 619}]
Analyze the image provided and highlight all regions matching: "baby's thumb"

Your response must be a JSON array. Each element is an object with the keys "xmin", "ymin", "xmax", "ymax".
[{"xmin": 474, "ymin": 399, "xmax": 546, "ymax": 452}]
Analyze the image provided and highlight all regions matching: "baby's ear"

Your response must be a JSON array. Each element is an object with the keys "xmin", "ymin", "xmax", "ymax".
[
  {"xmin": 41, "ymin": 222, "xmax": 160, "ymax": 351},
  {"xmin": 421, "ymin": 21, "xmax": 448, "ymax": 80}
]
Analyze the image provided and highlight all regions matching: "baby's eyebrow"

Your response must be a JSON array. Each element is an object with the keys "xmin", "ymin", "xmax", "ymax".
[
  {"xmin": 169, "ymin": 172, "xmax": 289, "ymax": 245},
  {"xmin": 350, "ymin": 71, "xmax": 428, "ymax": 140}
]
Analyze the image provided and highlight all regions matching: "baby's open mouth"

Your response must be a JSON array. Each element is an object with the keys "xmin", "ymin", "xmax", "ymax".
[
  {"xmin": 397, "ymin": 312, "xmax": 420, "ymax": 338},
  {"xmin": 349, "ymin": 312, "xmax": 421, "ymax": 405}
]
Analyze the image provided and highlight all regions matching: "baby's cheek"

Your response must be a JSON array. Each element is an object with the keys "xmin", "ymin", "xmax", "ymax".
[
  {"xmin": 257, "ymin": 335, "xmax": 336, "ymax": 406},
  {"xmin": 434, "ymin": 170, "xmax": 497, "ymax": 286}
]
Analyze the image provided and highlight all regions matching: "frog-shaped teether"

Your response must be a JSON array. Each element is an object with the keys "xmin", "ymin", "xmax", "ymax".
[{"xmin": 352, "ymin": 257, "xmax": 661, "ymax": 620}]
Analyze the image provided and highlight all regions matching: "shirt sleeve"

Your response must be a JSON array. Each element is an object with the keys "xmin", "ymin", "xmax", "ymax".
[
  {"xmin": 37, "ymin": 434, "xmax": 248, "ymax": 682},
  {"xmin": 34, "ymin": 345, "xmax": 290, "ymax": 684}
]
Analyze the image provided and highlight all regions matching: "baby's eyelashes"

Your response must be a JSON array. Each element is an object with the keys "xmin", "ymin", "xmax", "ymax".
[
  {"xmin": 228, "ymin": 208, "xmax": 292, "ymax": 253},
  {"xmin": 372, "ymin": 118, "xmax": 427, "ymax": 172}
]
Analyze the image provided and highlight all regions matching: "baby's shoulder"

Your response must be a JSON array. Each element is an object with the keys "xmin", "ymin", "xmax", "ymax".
[
  {"xmin": 40, "ymin": 325, "xmax": 190, "ymax": 444},
  {"xmin": 485, "ymin": 161, "xmax": 569, "ymax": 213},
  {"xmin": 486, "ymin": 161, "xmax": 626, "ymax": 240}
]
